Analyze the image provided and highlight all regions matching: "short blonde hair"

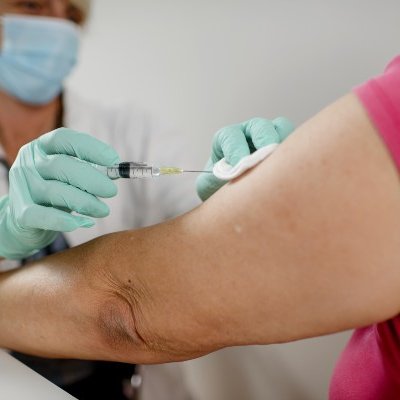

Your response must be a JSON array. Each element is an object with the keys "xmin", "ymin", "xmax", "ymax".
[{"xmin": 70, "ymin": 0, "xmax": 91, "ymax": 18}]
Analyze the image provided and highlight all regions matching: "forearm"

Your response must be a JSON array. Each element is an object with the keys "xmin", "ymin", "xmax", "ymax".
[{"xmin": 0, "ymin": 247, "xmax": 112, "ymax": 360}]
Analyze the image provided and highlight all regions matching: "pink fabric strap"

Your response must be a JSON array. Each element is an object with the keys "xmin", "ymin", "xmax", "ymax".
[{"xmin": 354, "ymin": 56, "xmax": 400, "ymax": 169}]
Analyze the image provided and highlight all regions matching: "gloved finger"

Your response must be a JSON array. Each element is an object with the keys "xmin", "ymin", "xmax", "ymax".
[
  {"xmin": 36, "ymin": 153, "xmax": 117, "ymax": 198},
  {"xmin": 273, "ymin": 117, "xmax": 295, "ymax": 141},
  {"xmin": 242, "ymin": 118, "xmax": 280, "ymax": 150},
  {"xmin": 212, "ymin": 125, "xmax": 250, "ymax": 166},
  {"xmin": 196, "ymin": 172, "xmax": 226, "ymax": 202},
  {"xmin": 31, "ymin": 180, "xmax": 110, "ymax": 218},
  {"xmin": 19, "ymin": 204, "xmax": 95, "ymax": 232},
  {"xmin": 37, "ymin": 128, "xmax": 120, "ymax": 167},
  {"xmin": 196, "ymin": 159, "xmax": 226, "ymax": 201}
]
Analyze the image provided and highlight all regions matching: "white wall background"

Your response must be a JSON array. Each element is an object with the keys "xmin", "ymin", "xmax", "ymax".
[
  {"xmin": 69, "ymin": 0, "xmax": 400, "ymax": 164},
  {"xmin": 68, "ymin": 1, "xmax": 400, "ymax": 399}
]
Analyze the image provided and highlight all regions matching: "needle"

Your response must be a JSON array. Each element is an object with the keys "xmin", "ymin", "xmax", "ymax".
[{"xmin": 183, "ymin": 170, "xmax": 213, "ymax": 173}]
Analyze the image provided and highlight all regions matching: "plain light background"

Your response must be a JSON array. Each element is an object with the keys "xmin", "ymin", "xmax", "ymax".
[{"xmin": 68, "ymin": 1, "xmax": 400, "ymax": 399}]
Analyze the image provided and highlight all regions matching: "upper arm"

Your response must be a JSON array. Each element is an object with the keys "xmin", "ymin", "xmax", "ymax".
[{"xmin": 193, "ymin": 93, "xmax": 400, "ymax": 343}]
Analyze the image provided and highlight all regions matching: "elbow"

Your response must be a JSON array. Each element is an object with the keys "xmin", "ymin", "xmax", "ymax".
[
  {"xmin": 92, "ymin": 269, "xmax": 219, "ymax": 364},
  {"xmin": 84, "ymin": 231, "xmax": 220, "ymax": 364},
  {"xmin": 94, "ymin": 277, "xmax": 156, "ymax": 364},
  {"xmin": 96, "ymin": 295, "xmax": 147, "ymax": 358},
  {"xmin": 78, "ymin": 235, "xmax": 155, "ymax": 362}
]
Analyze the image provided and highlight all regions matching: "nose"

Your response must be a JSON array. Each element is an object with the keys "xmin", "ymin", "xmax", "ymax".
[{"xmin": 48, "ymin": 0, "xmax": 70, "ymax": 20}]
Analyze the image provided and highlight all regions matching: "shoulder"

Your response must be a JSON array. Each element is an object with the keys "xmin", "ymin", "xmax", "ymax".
[
  {"xmin": 353, "ymin": 55, "xmax": 400, "ymax": 171},
  {"xmin": 385, "ymin": 55, "xmax": 400, "ymax": 73}
]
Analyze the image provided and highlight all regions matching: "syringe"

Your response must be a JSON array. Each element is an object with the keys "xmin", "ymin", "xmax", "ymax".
[{"xmin": 106, "ymin": 162, "xmax": 211, "ymax": 179}]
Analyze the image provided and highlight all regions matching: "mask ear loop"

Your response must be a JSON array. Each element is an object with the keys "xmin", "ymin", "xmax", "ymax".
[{"xmin": 0, "ymin": 19, "xmax": 3, "ymax": 52}]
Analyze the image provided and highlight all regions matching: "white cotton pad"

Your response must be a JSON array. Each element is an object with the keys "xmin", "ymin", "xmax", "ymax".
[{"xmin": 213, "ymin": 143, "xmax": 279, "ymax": 181}]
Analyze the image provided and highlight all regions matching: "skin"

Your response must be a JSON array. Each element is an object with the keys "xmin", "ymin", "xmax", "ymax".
[
  {"xmin": 0, "ymin": 0, "xmax": 85, "ymax": 165},
  {"xmin": 0, "ymin": 93, "xmax": 399, "ymax": 365}
]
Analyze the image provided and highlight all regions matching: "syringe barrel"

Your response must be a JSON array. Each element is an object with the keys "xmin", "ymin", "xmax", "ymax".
[{"xmin": 107, "ymin": 163, "xmax": 157, "ymax": 179}]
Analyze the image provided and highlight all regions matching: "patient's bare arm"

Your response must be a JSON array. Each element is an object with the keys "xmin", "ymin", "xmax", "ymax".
[{"xmin": 1, "ymin": 94, "xmax": 400, "ymax": 364}]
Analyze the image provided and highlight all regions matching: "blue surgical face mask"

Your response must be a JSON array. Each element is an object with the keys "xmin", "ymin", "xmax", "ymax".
[{"xmin": 0, "ymin": 14, "xmax": 80, "ymax": 105}]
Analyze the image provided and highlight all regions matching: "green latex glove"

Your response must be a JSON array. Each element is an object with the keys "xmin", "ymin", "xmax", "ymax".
[
  {"xmin": 0, "ymin": 128, "xmax": 119, "ymax": 260},
  {"xmin": 197, "ymin": 117, "xmax": 294, "ymax": 201}
]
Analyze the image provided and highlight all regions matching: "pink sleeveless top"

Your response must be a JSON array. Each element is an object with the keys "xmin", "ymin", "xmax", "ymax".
[{"xmin": 329, "ymin": 56, "xmax": 400, "ymax": 399}]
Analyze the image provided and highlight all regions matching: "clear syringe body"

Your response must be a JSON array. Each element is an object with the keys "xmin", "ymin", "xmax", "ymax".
[{"xmin": 106, "ymin": 162, "xmax": 184, "ymax": 179}]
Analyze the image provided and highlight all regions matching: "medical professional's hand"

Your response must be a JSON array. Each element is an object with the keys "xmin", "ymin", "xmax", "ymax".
[
  {"xmin": 197, "ymin": 117, "xmax": 294, "ymax": 201},
  {"xmin": 0, "ymin": 128, "xmax": 119, "ymax": 260}
]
